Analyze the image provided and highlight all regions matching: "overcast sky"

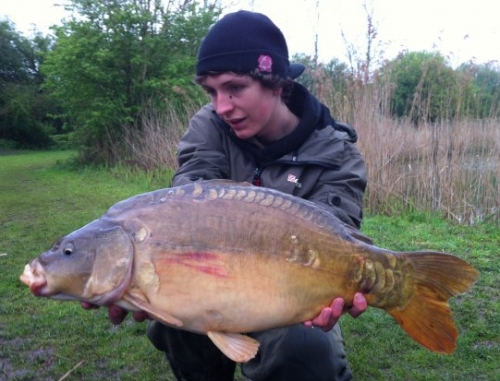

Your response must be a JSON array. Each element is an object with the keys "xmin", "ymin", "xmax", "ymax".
[{"xmin": 1, "ymin": 0, "xmax": 499, "ymax": 67}]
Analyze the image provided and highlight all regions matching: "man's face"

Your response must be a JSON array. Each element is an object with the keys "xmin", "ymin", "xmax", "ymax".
[{"xmin": 201, "ymin": 73, "xmax": 282, "ymax": 142}]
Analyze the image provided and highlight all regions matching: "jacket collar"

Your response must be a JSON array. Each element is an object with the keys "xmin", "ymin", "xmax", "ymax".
[{"xmin": 215, "ymin": 82, "xmax": 337, "ymax": 164}]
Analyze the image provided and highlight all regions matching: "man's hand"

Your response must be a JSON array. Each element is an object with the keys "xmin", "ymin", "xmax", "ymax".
[
  {"xmin": 303, "ymin": 292, "xmax": 367, "ymax": 332},
  {"xmin": 81, "ymin": 302, "xmax": 149, "ymax": 325}
]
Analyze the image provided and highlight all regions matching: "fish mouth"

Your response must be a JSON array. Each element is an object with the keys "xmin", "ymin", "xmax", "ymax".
[{"xmin": 20, "ymin": 261, "xmax": 50, "ymax": 296}]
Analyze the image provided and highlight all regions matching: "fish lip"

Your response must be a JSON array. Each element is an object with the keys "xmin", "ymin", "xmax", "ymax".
[
  {"xmin": 30, "ymin": 281, "xmax": 50, "ymax": 296},
  {"xmin": 19, "ymin": 262, "xmax": 37, "ymax": 287},
  {"xmin": 20, "ymin": 261, "xmax": 51, "ymax": 297}
]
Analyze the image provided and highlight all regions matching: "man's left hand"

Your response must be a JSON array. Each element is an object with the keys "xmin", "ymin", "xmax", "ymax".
[{"xmin": 303, "ymin": 292, "xmax": 367, "ymax": 332}]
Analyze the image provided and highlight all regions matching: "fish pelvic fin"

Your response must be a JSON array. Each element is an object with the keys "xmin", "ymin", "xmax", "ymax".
[
  {"xmin": 207, "ymin": 331, "xmax": 260, "ymax": 363},
  {"xmin": 122, "ymin": 293, "xmax": 183, "ymax": 328},
  {"xmin": 388, "ymin": 251, "xmax": 479, "ymax": 354}
]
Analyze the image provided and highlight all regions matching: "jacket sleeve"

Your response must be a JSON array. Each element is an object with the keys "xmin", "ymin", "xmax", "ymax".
[
  {"xmin": 171, "ymin": 105, "xmax": 230, "ymax": 186},
  {"xmin": 309, "ymin": 140, "xmax": 367, "ymax": 229}
]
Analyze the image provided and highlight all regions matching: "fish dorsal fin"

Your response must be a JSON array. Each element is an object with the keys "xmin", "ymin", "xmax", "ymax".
[
  {"xmin": 346, "ymin": 224, "xmax": 374, "ymax": 245},
  {"xmin": 196, "ymin": 179, "xmax": 253, "ymax": 187},
  {"xmin": 207, "ymin": 331, "xmax": 260, "ymax": 363},
  {"xmin": 122, "ymin": 293, "xmax": 183, "ymax": 328}
]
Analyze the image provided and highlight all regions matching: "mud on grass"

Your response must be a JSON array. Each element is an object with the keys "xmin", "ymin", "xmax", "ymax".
[{"xmin": 0, "ymin": 295, "xmax": 179, "ymax": 381}]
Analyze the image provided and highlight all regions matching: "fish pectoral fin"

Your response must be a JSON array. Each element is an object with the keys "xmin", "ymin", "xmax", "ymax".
[
  {"xmin": 207, "ymin": 331, "xmax": 260, "ymax": 363},
  {"xmin": 122, "ymin": 293, "xmax": 183, "ymax": 328}
]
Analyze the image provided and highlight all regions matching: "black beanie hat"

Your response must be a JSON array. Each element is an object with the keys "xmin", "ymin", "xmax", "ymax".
[{"xmin": 196, "ymin": 11, "xmax": 305, "ymax": 79}]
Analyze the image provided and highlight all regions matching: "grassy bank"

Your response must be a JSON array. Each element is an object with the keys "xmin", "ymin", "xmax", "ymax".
[{"xmin": 1, "ymin": 151, "xmax": 497, "ymax": 380}]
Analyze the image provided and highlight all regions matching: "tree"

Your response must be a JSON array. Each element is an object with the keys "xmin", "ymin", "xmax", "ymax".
[
  {"xmin": 457, "ymin": 62, "xmax": 500, "ymax": 118},
  {"xmin": 42, "ymin": 0, "xmax": 220, "ymax": 163},
  {"xmin": 0, "ymin": 20, "xmax": 29, "ymax": 84},
  {"xmin": 0, "ymin": 20, "xmax": 56, "ymax": 148},
  {"xmin": 380, "ymin": 51, "xmax": 460, "ymax": 122}
]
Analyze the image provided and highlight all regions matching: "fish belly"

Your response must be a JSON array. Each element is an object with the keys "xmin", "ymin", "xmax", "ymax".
[{"xmin": 135, "ymin": 244, "xmax": 351, "ymax": 334}]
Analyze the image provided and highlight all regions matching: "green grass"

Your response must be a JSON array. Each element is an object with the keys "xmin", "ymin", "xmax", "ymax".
[
  {"xmin": 1, "ymin": 151, "xmax": 498, "ymax": 380},
  {"xmin": 0, "ymin": 151, "xmax": 174, "ymax": 381}
]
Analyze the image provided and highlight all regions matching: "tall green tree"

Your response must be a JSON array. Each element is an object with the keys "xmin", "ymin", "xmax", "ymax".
[
  {"xmin": 0, "ymin": 20, "xmax": 55, "ymax": 148},
  {"xmin": 0, "ymin": 20, "xmax": 30, "ymax": 84},
  {"xmin": 42, "ymin": 0, "xmax": 220, "ymax": 163},
  {"xmin": 457, "ymin": 62, "xmax": 500, "ymax": 118},
  {"xmin": 380, "ymin": 51, "xmax": 460, "ymax": 122}
]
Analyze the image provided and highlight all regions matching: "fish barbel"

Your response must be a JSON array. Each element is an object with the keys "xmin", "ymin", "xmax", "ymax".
[{"xmin": 20, "ymin": 181, "xmax": 479, "ymax": 362}]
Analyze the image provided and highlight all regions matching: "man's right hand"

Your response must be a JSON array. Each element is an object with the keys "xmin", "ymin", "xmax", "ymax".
[{"xmin": 81, "ymin": 302, "xmax": 149, "ymax": 325}]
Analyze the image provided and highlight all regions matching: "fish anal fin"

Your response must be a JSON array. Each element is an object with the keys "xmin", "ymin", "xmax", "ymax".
[
  {"xmin": 122, "ymin": 293, "xmax": 183, "ymax": 328},
  {"xmin": 207, "ymin": 331, "xmax": 260, "ymax": 363}
]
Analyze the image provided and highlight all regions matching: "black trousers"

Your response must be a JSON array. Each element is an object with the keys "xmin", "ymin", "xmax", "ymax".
[{"xmin": 147, "ymin": 321, "xmax": 352, "ymax": 381}]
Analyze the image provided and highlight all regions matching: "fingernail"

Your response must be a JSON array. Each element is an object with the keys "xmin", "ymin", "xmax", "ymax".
[{"xmin": 355, "ymin": 293, "xmax": 365, "ymax": 304}]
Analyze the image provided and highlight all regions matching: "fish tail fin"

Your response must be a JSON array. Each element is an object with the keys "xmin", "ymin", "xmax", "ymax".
[{"xmin": 387, "ymin": 252, "xmax": 479, "ymax": 354}]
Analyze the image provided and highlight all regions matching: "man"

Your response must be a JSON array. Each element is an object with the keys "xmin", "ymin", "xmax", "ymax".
[
  {"xmin": 84, "ymin": 10, "xmax": 367, "ymax": 381},
  {"xmin": 147, "ymin": 11, "xmax": 367, "ymax": 381}
]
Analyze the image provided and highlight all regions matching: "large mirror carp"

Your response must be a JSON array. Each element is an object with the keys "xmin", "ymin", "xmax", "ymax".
[{"xmin": 20, "ymin": 181, "xmax": 479, "ymax": 362}]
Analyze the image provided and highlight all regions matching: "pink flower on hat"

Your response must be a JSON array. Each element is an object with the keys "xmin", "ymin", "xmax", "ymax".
[{"xmin": 258, "ymin": 55, "xmax": 273, "ymax": 73}]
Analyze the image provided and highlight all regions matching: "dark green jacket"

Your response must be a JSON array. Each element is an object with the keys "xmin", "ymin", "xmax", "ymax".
[{"xmin": 172, "ymin": 83, "xmax": 367, "ymax": 228}]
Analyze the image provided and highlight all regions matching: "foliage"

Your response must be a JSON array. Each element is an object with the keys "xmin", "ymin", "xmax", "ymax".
[
  {"xmin": 0, "ymin": 20, "xmax": 57, "ymax": 148},
  {"xmin": 42, "ymin": 0, "xmax": 220, "ymax": 164},
  {"xmin": 3, "ymin": 3, "xmax": 500, "ymax": 162},
  {"xmin": 1, "ymin": 151, "xmax": 497, "ymax": 380},
  {"xmin": 0, "ymin": 20, "xmax": 31, "ymax": 84},
  {"xmin": 293, "ymin": 53, "xmax": 351, "ymax": 118},
  {"xmin": 294, "ymin": 51, "xmax": 500, "ymax": 125},
  {"xmin": 378, "ymin": 51, "xmax": 460, "ymax": 123},
  {"xmin": 456, "ymin": 61, "xmax": 500, "ymax": 118},
  {"xmin": 376, "ymin": 51, "xmax": 500, "ymax": 122}
]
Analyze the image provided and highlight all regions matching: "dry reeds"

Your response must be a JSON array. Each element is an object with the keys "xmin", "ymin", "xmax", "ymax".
[
  {"xmin": 357, "ymin": 116, "xmax": 499, "ymax": 224},
  {"xmin": 304, "ymin": 63, "xmax": 500, "ymax": 224},
  {"xmin": 122, "ymin": 74, "xmax": 499, "ymax": 225},
  {"xmin": 122, "ymin": 101, "xmax": 196, "ymax": 172}
]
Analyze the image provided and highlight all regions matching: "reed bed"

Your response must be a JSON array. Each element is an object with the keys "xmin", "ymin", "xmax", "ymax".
[
  {"xmin": 307, "ymin": 68, "xmax": 500, "ymax": 224},
  {"xmin": 121, "ymin": 77, "xmax": 499, "ymax": 225},
  {"xmin": 357, "ymin": 116, "xmax": 499, "ymax": 224}
]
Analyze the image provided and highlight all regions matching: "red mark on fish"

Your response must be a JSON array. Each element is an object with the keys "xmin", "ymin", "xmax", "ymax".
[{"xmin": 161, "ymin": 252, "xmax": 229, "ymax": 278}]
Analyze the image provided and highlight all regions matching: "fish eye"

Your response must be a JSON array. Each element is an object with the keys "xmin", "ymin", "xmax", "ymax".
[{"xmin": 63, "ymin": 244, "xmax": 74, "ymax": 256}]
